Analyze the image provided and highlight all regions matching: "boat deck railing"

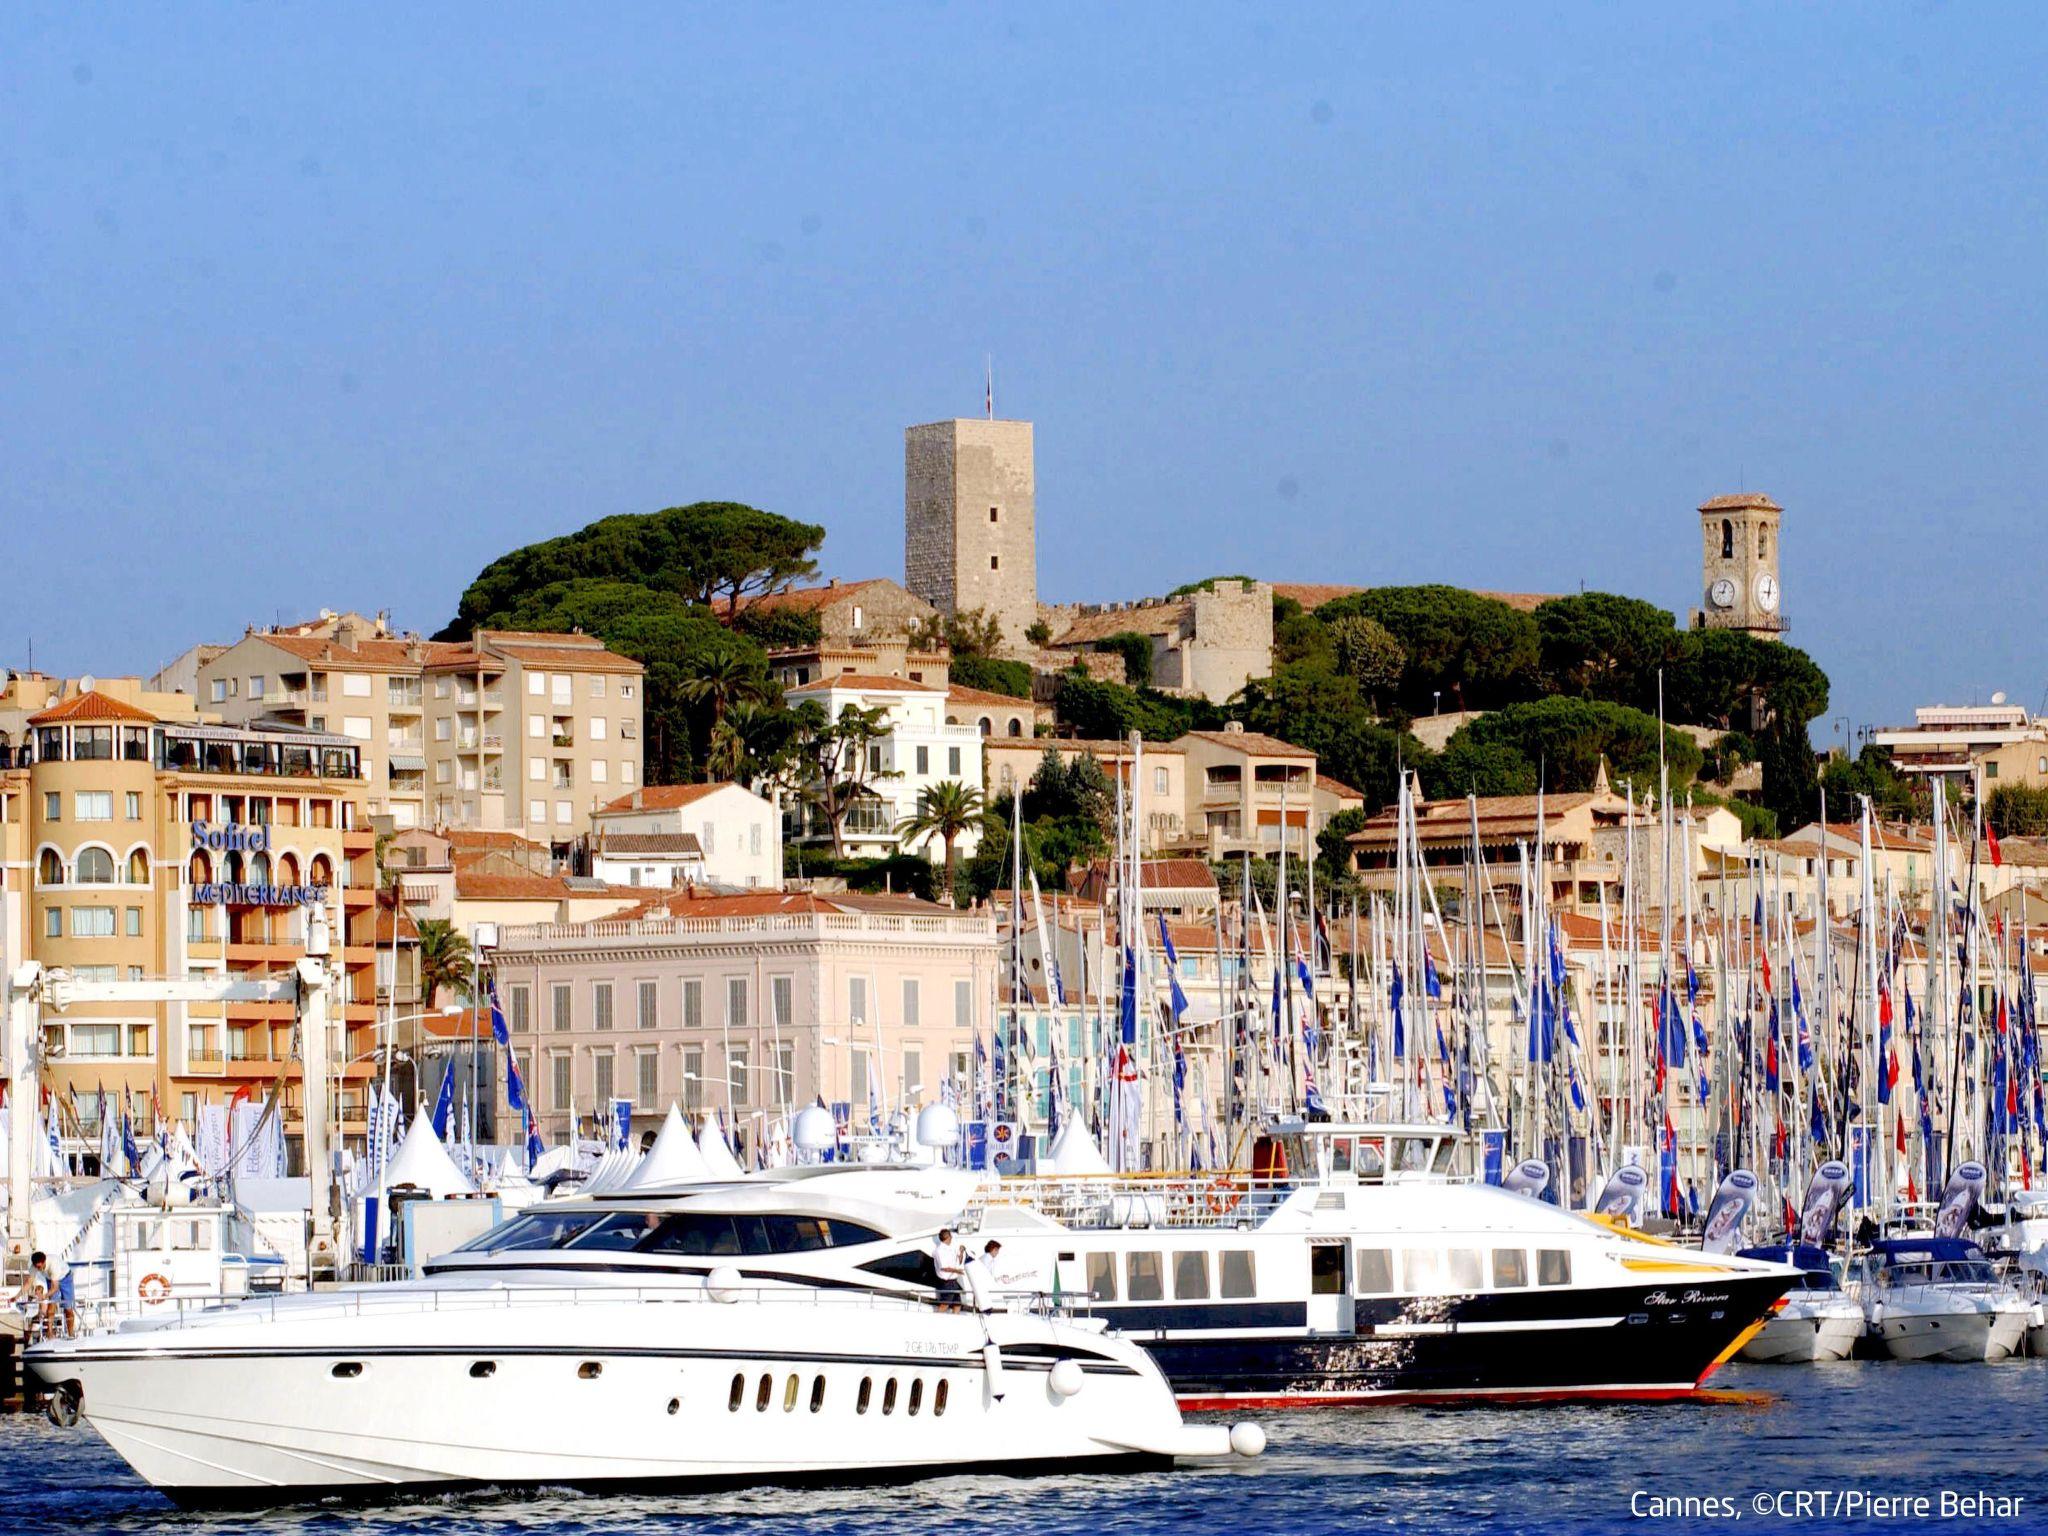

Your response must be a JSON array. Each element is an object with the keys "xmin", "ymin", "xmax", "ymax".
[
  {"xmin": 48, "ymin": 1279, "xmax": 1086, "ymax": 1341},
  {"xmin": 973, "ymin": 1173, "xmax": 1298, "ymax": 1231}
]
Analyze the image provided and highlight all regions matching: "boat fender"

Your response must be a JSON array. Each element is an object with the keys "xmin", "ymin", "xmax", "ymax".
[
  {"xmin": 706, "ymin": 1265, "xmax": 743, "ymax": 1303},
  {"xmin": 982, "ymin": 1340, "xmax": 1006, "ymax": 1402},
  {"xmin": 1047, "ymin": 1359, "xmax": 1084, "ymax": 1398},
  {"xmin": 46, "ymin": 1382, "xmax": 82, "ymax": 1430},
  {"xmin": 1229, "ymin": 1422, "xmax": 1267, "ymax": 1458}
]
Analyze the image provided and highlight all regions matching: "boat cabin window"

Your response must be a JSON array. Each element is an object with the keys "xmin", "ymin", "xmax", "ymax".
[
  {"xmin": 1394, "ymin": 1137, "xmax": 1429, "ymax": 1173},
  {"xmin": 1492, "ymin": 1249, "xmax": 1527, "ymax": 1288},
  {"xmin": 1355, "ymin": 1138, "xmax": 1385, "ymax": 1180},
  {"xmin": 908, "ymin": 1379, "xmax": 924, "ymax": 1415},
  {"xmin": 934, "ymin": 1379, "xmax": 949, "ymax": 1416},
  {"xmin": 728, "ymin": 1373, "xmax": 745, "ymax": 1411},
  {"xmin": 882, "ymin": 1378, "xmax": 899, "ymax": 1415},
  {"xmin": 1329, "ymin": 1138, "xmax": 1353, "ymax": 1175},
  {"xmin": 1310, "ymin": 1245, "xmax": 1347, "ymax": 1296},
  {"xmin": 1401, "ymin": 1249, "xmax": 1445, "ymax": 1294},
  {"xmin": 857, "ymin": 1377, "xmax": 873, "ymax": 1414},
  {"xmin": 1126, "ymin": 1252, "xmax": 1165, "ymax": 1302},
  {"xmin": 755, "ymin": 1373, "xmax": 773, "ymax": 1411},
  {"xmin": 1356, "ymin": 1248, "xmax": 1394, "ymax": 1294},
  {"xmin": 783, "ymin": 1373, "xmax": 800, "ymax": 1411},
  {"xmin": 1444, "ymin": 1250, "xmax": 1483, "ymax": 1290},
  {"xmin": 857, "ymin": 1249, "xmax": 938, "ymax": 1286},
  {"xmin": 1220, "ymin": 1250, "xmax": 1257, "ymax": 1299},
  {"xmin": 495, "ymin": 1210, "xmax": 890, "ymax": 1258},
  {"xmin": 1086, "ymin": 1253, "xmax": 1118, "ymax": 1302},
  {"xmin": 810, "ymin": 1375, "xmax": 826, "ymax": 1412},
  {"xmin": 1173, "ymin": 1251, "xmax": 1211, "ymax": 1300},
  {"xmin": 1538, "ymin": 1249, "xmax": 1572, "ymax": 1287},
  {"xmin": 1432, "ymin": 1140, "xmax": 1458, "ymax": 1176},
  {"xmin": 454, "ymin": 1210, "xmax": 607, "ymax": 1253}
]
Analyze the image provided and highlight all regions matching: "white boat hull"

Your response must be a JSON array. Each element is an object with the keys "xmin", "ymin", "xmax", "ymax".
[
  {"xmin": 1739, "ymin": 1303, "xmax": 1863, "ymax": 1364},
  {"xmin": 29, "ymin": 1283, "xmax": 1239, "ymax": 1501},
  {"xmin": 1874, "ymin": 1300, "xmax": 2028, "ymax": 1362}
]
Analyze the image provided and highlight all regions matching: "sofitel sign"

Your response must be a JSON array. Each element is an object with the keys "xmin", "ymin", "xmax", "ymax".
[{"xmin": 190, "ymin": 820, "xmax": 329, "ymax": 907}]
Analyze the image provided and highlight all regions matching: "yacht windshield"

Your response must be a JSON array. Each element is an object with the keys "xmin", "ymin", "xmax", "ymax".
[{"xmin": 452, "ymin": 1210, "xmax": 886, "ymax": 1258}]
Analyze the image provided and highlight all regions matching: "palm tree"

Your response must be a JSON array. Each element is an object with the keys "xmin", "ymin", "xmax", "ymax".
[
  {"xmin": 678, "ymin": 641, "xmax": 767, "ymax": 736},
  {"xmin": 415, "ymin": 919, "xmax": 474, "ymax": 1008},
  {"xmin": 896, "ymin": 780, "xmax": 991, "ymax": 901},
  {"xmin": 708, "ymin": 699, "xmax": 787, "ymax": 788}
]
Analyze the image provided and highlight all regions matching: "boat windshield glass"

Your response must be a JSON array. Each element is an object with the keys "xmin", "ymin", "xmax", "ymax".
[
  {"xmin": 1885, "ymin": 1259, "xmax": 1997, "ymax": 1287},
  {"xmin": 452, "ymin": 1210, "xmax": 887, "ymax": 1258}
]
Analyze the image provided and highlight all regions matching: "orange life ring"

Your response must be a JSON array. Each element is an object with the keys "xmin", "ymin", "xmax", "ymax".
[
  {"xmin": 1205, "ymin": 1177, "xmax": 1244, "ymax": 1216},
  {"xmin": 138, "ymin": 1272, "xmax": 171, "ymax": 1306}
]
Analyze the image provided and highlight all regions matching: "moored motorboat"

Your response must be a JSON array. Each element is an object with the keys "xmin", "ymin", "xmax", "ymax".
[
  {"xmin": 1734, "ymin": 1245, "xmax": 1863, "ymax": 1363},
  {"xmin": 1855, "ymin": 1237, "xmax": 2031, "ymax": 1363}
]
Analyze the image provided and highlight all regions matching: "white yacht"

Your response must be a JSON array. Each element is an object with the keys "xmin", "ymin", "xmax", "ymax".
[
  {"xmin": 1733, "ymin": 1245, "xmax": 1864, "ymax": 1363},
  {"xmin": 1854, "ymin": 1237, "xmax": 2031, "ymax": 1362},
  {"xmin": 26, "ymin": 1171, "xmax": 1262, "ymax": 1504},
  {"xmin": 966, "ymin": 1119, "xmax": 1796, "ymax": 1406}
]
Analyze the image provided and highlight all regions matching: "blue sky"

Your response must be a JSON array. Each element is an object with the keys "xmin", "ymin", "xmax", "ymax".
[{"xmin": 6, "ymin": 4, "xmax": 2045, "ymax": 743}]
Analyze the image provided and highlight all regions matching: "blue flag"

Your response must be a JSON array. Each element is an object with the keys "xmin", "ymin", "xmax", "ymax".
[
  {"xmin": 1157, "ymin": 915, "xmax": 1189, "ymax": 1020},
  {"xmin": 432, "ymin": 1058, "xmax": 456, "ymax": 1139},
  {"xmin": 1390, "ymin": 963, "xmax": 1406, "ymax": 1058},
  {"xmin": 486, "ymin": 976, "xmax": 526, "ymax": 1114}
]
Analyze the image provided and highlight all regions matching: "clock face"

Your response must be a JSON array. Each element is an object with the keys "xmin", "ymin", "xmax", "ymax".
[
  {"xmin": 1754, "ymin": 572, "xmax": 1779, "ymax": 612},
  {"xmin": 1709, "ymin": 577, "xmax": 1737, "ymax": 609}
]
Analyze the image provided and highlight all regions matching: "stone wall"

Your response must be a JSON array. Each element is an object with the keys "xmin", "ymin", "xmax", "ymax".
[{"xmin": 904, "ymin": 419, "xmax": 1037, "ymax": 654}]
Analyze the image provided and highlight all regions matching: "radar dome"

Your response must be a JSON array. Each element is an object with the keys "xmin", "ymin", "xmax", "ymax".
[
  {"xmin": 915, "ymin": 1102, "xmax": 960, "ymax": 1151},
  {"xmin": 792, "ymin": 1103, "xmax": 836, "ymax": 1152}
]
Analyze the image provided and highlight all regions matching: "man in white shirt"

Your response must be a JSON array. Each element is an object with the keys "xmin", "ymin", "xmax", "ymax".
[
  {"xmin": 962, "ymin": 1239, "xmax": 1004, "ymax": 1314},
  {"xmin": 931, "ymin": 1227, "xmax": 967, "ymax": 1312}
]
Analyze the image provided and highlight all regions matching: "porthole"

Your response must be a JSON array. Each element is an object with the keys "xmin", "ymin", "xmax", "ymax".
[
  {"xmin": 783, "ymin": 1373, "xmax": 800, "ymax": 1412},
  {"xmin": 331, "ymin": 1362, "xmax": 362, "ymax": 1379},
  {"xmin": 857, "ymin": 1376, "xmax": 873, "ymax": 1414},
  {"xmin": 907, "ymin": 1379, "xmax": 923, "ymax": 1416},
  {"xmin": 755, "ymin": 1372, "xmax": 772, "ymax": 1411},
  {"xmin": 667, "ymin": 1397, "xmax": 681, "ymax": 1416},
  {"xmin": 470, "ymin": 1361, "xmax": 496, "ymax": 1379},
  {"xmin": 934, "ymin": 1379, "xmax": 948, "ymax": 1417},
  {"xmin": 579, "ymin": 1361, "xmax": 603, "ymax": 1380},
  {"xmin": 728, "ymin": 1372, "xmax": 745, "ymax": 1412},
  {"xmin": 809, "ymin": 1375, "xmax": 826, "ymax": 1413},
  {"xmin": 882, "ymin": 1378, "xmax": 898, "ymax": 1415}
]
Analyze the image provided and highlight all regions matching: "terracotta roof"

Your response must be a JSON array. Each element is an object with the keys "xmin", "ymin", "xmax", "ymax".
[
  {"xmin": 1074, "ymin": 858, "xmax": 1219, "ymax": 896},
  {"xmin": 1177, "ymin": 729, "xmax": 1316, "ymax": 760},
  {"xmin": 454, "ymin": 870, "xmax": 576, "ymax": 902},
  {"xmin": 620, "ymin": 888, "xmax": 957, "ymax": 921},
  {"xmin": 25, "ymin": 690, "xmax": 158, "ymax": 726},
  {"xmin": 1699, "ymin": 493, "xmax": 1781, "ymax": 512},
  {"xmin": 595, "ymin": 832, "xmax": 705, "ymax": 857},
  {"xmin": 1316, "ymin": 773, "xmax": 1364, "ymax": 802},
  {"xmin": 1271, "ymin": 583, "xmax": 1365, "ymax": 611},
  {"xmin": 998, "ymin": 737, "xmax": 1185, "ymax": 756},
  {"xmin": 711, "ymin": 579, "xmax": 888, "ymax": 617},
  {"xmin": 946, "ymin": 684, "xmax": 1037, "ymax": 708},
  {"xmin": 476, "ymin": 638, "xmax": 642, "ymax": 674},
  {"xmin": 787, "ymin": 673, "xmax": 940, "ymax": 694},
  {"xmin": 443, "ymin": 828, "xmax": 548, "ymax": 852},
  {"xmin": 1051, "ymin": 606, "xmax": 1183, "ymax": 645},
  {"xmin": 248, "ymin": 633, "xmax": 474, "ymax": 669},
  {"xmin": 595, "ymin": 783, "xmax": 737, "ymax": 815}
]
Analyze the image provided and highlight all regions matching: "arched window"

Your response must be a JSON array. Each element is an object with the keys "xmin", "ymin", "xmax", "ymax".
[
  {"xmin": 1006, "ymin": 719, "xmax": 1022, "ymax": 737},
  {"xmin": 978, "ymin": 717, "xmax": 992, "ymax": 737},
  {"xmin": 75, "ymin": 847, "xmax": 115, "ymax": 884},
  {"xmin": 308, "ymin": 854, "xmax": 333, "ymax": 888},
  {"xmin": 188, "ymin": 850, "xmax": 212, "ymax": 884},
  {"xmin": 250, "ymin": 852, "xmax": 272, "ymax": 886},
  {"xmin": 37, "ymin": 849, "xmax": 63, "ymax": 886},
  {"xmin": 276, "ymin": 852, "xmax": 301, "ymax": 886},
  {"xmin": 1720, "ymin": 519, "xmax": 1733, "ymax": 559},
  {"xmin": 1758, "ymin": 526, "xmax": 1770, "ymax": 561},
  {"xmin": 224, "ymin": 851, "xmax": 245, "ymax": 884},
  {"xmin": 127, "ymin": 849, "xmax": 149, "ymax": 884}
]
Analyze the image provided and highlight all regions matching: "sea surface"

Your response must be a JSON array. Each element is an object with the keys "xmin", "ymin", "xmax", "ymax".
[{"xmin": 5, "ymin": 1362, "xmax": 2045, "ymax": 1536}]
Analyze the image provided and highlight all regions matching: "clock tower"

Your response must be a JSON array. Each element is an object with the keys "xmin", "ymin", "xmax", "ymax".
[{"xmin": 1693, "ymin": 492, "xmax": 1784, "ymax": 640}]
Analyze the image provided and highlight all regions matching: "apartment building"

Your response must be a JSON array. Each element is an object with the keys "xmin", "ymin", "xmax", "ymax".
[
  {"xmin": 197, "ymin": 614, "xmax": 642, "ymax": 848},
  {"xmin": 484, "ymin": 890, "xmax": 998, "ymax": 1158},
  {"xmin": 0, "ymin": 675, "xmax": 380, "ymax": 1165},
  {"xmin": 781, "ymin": 674, "xmax": 984, "ymax": 863},
  {"xmin": 1174, "ymin": 724, "xmax": 1324, "ymax": 858}
]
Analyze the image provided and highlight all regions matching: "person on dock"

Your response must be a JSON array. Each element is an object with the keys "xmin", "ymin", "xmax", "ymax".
[
  {"xmin": 13, "ymin": 1252, "xmax": 58, "ymax": 1340},
  {"xmin": 932, "ymin": 1227, "xmax": 967, "ymax": 1312}
]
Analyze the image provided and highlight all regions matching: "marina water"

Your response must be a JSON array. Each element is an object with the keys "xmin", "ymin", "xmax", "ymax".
[{"xmin": 6, "ymin": 1362, "xmax": 2041, "ymax": 1535}]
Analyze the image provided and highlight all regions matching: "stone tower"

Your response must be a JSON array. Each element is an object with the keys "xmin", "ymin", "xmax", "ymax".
[
  {"xmin": 1692, "ymin": 492, "xmax": 1784, "ymax": 639},
  {"xmin": 904, "ymin": 418, "xmax": 1037, "ymax": 653}
]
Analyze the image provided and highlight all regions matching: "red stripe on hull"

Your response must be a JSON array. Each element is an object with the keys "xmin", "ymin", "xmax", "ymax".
[{"xmin": 1177, "ymin": 1385, "xmax": 1702, "ymax": 1411}]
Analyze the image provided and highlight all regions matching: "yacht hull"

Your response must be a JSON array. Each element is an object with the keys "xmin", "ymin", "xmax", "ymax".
[
  {"xmin": 1875, "ymin": 1305, "xmax": 2027, "ymax": 1362},
  {"xmin": 28, "ymin": 1287, "xmax": 1226, "ymax": 1502},
  {"xmin": 1739, "ymin": 1305, "xmax": 1863, "ymax": 1364},
  {"xmin": 1129, "ymin": 1276, "xmax": 1791, "ymax": 1408}
]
